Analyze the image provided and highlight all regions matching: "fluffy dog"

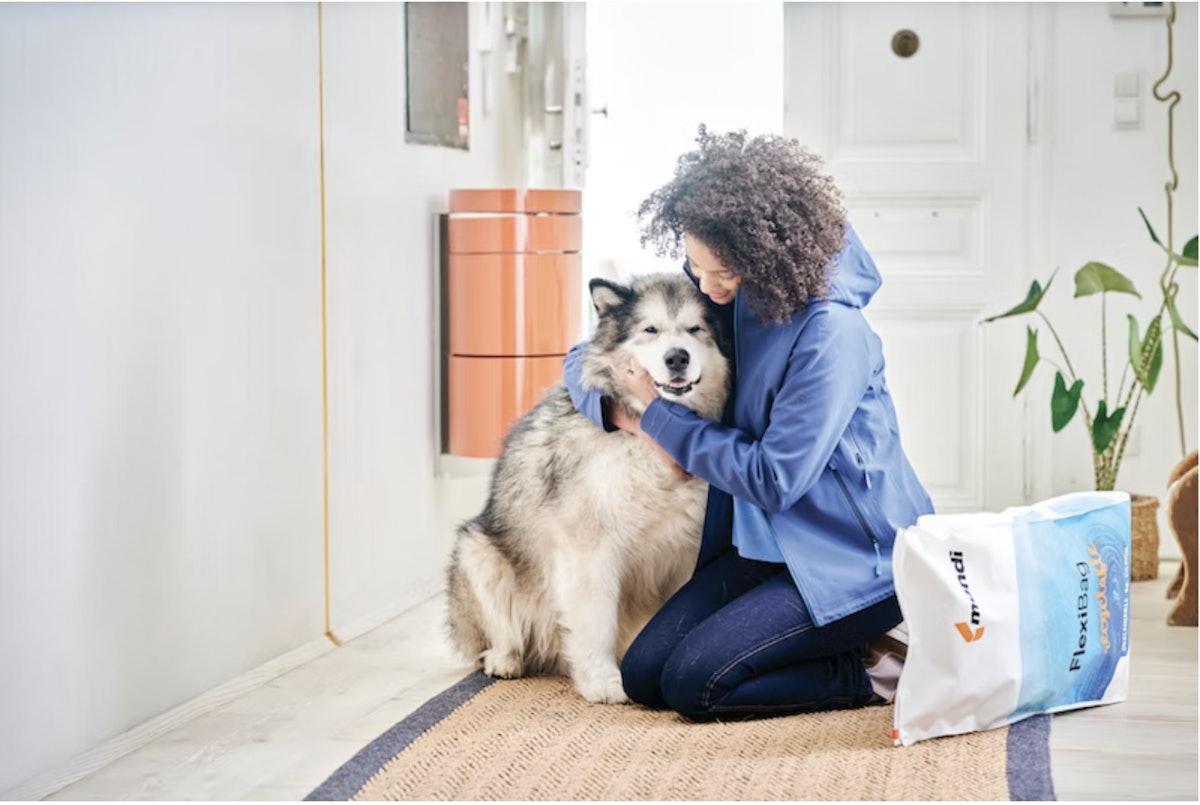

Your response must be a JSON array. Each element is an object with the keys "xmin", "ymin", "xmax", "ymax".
[{"xmin": 445, "ymin": 273, "xmax": 731, "ymax": 703}]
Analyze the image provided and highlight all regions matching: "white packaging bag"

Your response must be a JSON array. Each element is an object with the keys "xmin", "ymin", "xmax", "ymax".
[{"xmin": 892, "ymin": 491, "xmax": 1131, "ymax": 746}]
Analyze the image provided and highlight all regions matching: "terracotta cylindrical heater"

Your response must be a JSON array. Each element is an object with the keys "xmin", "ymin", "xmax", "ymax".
[{"xmin": 446, "ymin": 189, "xmax": 582, "ymax": 458}]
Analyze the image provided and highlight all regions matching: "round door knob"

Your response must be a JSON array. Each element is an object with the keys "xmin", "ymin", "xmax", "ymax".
[{"xmin": 892, "ymin": 29, "xmax": 920, "ymax": 58}]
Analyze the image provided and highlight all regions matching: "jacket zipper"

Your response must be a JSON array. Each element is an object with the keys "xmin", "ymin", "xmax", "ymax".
[
  {"xmin": 848, "ymin": 430, "xmax": 871, "ymax": 489},
  {"xmin": 830, "ymin": 464, "xmax": 883, "ymax": 576}
]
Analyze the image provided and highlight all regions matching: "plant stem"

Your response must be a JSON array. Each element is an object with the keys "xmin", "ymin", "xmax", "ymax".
[
  {"xmin": 1037, "ymin": 309, "xmax": 1080, "ymax": 382},
  {"xmin": 1115, "ymin": 361, "xmax": 1131, "ymax": 410},
  {"xmin": 1102, "ymin": 293, "xmax": 1109, "ymax": 403},
  {"xmin": 1172, "ymin": 323, "xmax": 1186, "ymax": 453},
  {"xmin": 1152, "ymin": 2, "xmax": 1187, "ymax": 459},
  {"xmin": 1042, "ymin": 359, "xmax": 1069, "ymax": 378},
  {"xmin": 1112, "ymin": 382, "xmax": 1147, "ymax": 491},
  {"xmin": 1036, "ymin": 309, "xmax": 1094, "ymax": 427}
]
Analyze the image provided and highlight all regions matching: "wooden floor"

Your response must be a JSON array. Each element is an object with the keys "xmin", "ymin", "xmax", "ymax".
[
  {"xmin": 1048, "ymin": 563, "xmax": 1198, "ymax": 801},
  {"xmin": 35, "ymin": 478, "xmax": 1200, "ymax": 801}
]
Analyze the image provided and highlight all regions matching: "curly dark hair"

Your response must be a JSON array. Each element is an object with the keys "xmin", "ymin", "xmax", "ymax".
[{"xmin": 637, "ymin": 125, "xmax": 847, "ymax": 323}]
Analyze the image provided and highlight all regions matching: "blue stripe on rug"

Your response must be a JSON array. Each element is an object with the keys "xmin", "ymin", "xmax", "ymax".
[
  {"xmin": 304, "ymin": 670, "xmax": 496, "ymax": 802},
  {"xmin": 1007, "ymin": 713, "xmax": 1056, "ymax": 801},
  {"xmin": 305, "ymin": 673, "xmax": 1058, "ymax": 801}
]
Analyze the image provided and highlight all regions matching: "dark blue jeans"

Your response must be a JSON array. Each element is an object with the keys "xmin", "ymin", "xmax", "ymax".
[{"xmin": 621, "ymin": 550, "xmax": 902, "ymax": 720}]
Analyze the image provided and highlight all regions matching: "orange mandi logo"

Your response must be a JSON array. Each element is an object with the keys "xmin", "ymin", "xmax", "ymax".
[{"xmin": 955, "ymin": 622, "xmax": 986, "ymax": 642}]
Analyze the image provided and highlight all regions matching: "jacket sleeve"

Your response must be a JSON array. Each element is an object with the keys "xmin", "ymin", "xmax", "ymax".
[
  {"xmin": 563, "ymin": 341, "xmax": 615, "ymax": 432},
  {"xmin": 638, "ymin": 306, "xmax": 874, "ymax": 514}
]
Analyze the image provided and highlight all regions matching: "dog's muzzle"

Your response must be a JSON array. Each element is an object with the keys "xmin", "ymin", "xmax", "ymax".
[{"xmin": 656, "ymin": 347, "xmax": 697, "ymax": 396}]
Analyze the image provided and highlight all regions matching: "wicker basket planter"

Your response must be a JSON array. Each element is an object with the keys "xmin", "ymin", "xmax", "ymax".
[{"xmin": 1130, "ymin": 493, "xmax": 1160, "ymax": 581}]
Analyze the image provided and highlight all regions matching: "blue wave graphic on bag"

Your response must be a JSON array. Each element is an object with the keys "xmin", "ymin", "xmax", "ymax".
[{"xmin": 1009, "ymin": 497, "xmax": 1131, "ymax": 720}]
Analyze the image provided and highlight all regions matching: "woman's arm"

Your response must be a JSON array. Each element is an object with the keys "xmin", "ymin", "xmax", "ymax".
[
  {"xmin": 632, "ymin": 305, "xmax": 875, "ymax": 513},
  {"xmin": 562, "ymin": 341, "xmax": 616, "ymax": 432},
  {"xmin": 566, "ymin": 340, "xmax": 690, "ymax": 478}
]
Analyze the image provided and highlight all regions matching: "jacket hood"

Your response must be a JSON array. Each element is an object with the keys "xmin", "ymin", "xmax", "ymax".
[{"xmin": 825, "ymin": 223, "xmax": 881, "ymax": 310}]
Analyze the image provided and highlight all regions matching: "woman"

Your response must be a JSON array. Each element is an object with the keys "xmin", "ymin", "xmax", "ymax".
[{"xmin": 563, "ymin": 126, "xmax": 933, "ymax": 720}]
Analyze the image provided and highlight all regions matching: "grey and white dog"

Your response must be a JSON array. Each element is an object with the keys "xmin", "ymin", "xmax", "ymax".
[{"xmin": 445, "ymin": 272, "xmax": 731, "ymax": 703}]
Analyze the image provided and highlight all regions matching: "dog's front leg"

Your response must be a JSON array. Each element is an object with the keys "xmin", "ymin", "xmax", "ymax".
[{"xmin": 551, "ymin": 548, "xmax": 628, "ymax": 704}]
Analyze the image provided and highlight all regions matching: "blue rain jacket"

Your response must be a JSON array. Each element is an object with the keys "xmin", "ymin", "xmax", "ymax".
[{"xmin": 564, "ymin": 226, "xmax": 934, "ymax": 626}]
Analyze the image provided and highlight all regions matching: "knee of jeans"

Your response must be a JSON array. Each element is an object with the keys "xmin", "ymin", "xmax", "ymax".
[
  {"xmin": 658, "ymin": 652, "xmax": 717, "ymax": 721},
  {"xmin": 660, "ymin": 681, "xmax": 712, "ymax": 721},
  {"xmin": 620, "ymin": 646, "xmax": 666, "ymax": 709}
]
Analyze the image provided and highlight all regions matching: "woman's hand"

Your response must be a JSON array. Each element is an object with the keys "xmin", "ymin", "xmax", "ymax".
[
  {"xmin": 610, "ymin": 357, "xmax": 658, "ymax": 408},
  {"xmin": 608, "ymin": 404, "xmax": 642, "ymax": 435},
  {"xmin": 607, "ymin": 361, "xmax": 690, "ymax": 481}
]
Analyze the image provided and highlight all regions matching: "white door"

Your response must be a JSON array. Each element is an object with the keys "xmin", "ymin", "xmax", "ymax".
[
  {"xmin": 785, "ymin": 2, "xmax": 1037, "ymax": 512},
  {"xmin": 521, "ymin": 2, "xmax": 589, "ymax": 191},
  {"xmin": 580, "ymin": 2, "xmax": 785, "ymax": 284}
]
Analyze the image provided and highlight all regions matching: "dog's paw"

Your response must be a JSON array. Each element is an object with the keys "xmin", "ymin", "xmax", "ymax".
[
  {"xmin": 480, "ymin": 648, "xmax": 524, "ymax": 679},
  {"xmin": 575, "ymin": 672, "xmax": 629, "ymax": 704}
]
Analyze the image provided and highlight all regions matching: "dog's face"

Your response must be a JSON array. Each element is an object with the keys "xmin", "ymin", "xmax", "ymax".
[{"xmin": 589, "ymin": 275, "xmax": 730, "ymax": 414}]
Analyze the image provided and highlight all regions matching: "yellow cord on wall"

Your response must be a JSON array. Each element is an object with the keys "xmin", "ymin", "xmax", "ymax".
[{"xmin": 318, "ymin": 2, "xmax": 342, "ymax": 648}]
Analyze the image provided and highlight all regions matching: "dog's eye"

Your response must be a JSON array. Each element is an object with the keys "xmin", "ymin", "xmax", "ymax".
[
  {"xmin": 643, "ymin": 326, "xmax": 658, "ymax": 334},
  {"xmin": 687, "ymin": 326, "xmax": 703, "ymax": 335}
]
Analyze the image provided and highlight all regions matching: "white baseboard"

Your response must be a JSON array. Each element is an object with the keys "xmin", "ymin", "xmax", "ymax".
[
  {"xmin": 0, "ymin": 584, "xmax": 441, "ymax": 802},
  {"xmin": 330, "ymin": 578, "xmax": 442, "ymax": 646},
  {"xmin": 436, "ymin": 453, "xmax": 495, "ymax": 479}
]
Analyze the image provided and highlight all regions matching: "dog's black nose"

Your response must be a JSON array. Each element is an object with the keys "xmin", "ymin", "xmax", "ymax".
[{"xmin": 664, "ymin": 348, "xmax": 690, "ymax": 374}]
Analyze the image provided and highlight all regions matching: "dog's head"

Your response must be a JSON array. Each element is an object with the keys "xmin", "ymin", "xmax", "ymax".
[{"xmin": 585, "ymin": 274, "xmax": 731, "ymax": 420}]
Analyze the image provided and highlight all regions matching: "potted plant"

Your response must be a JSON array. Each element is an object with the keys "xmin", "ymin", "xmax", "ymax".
[{"xmin": 982, "ymin": 213, "xmax": 1196, "ymax": 580}]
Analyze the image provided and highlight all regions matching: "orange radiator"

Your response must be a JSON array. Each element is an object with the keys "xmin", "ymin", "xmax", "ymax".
[{"xmin": 446, "ymin": 189, "xmax": 582, "ymax": 459}]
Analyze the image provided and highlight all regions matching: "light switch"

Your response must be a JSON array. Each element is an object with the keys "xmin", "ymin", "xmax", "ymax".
[
  {"xmin": 1114, "ymin": 72, "xmax": 1140, "ymax": 98},
  {"xmin": 1108, "ymin": 2, "xmax": 1169, "ymax": 18},
  {"xmin": 1114, "ymin": 98, "xmax": 1140, "ymax": 128}
]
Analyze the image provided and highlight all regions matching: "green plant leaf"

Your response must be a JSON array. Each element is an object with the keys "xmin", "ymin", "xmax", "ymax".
[
  {"xmin": 1134, "ymin": 315, "xmax": 1164, "ymax": 392},
  {"xmin": 1139, "ymin": 207, "xmax": 1163, "ymax": 247},
  {"xmin": 1091, "ymin": 400, "xmax": 1126, "ymax": 455},
  {"xmin": 1178, "ymin": 235, "xmax": 1198, "ymax": 267},
  {"xmin": 1167, "ymin": 294, "xmax": 1198, "ymax": 340},
  {"xmin": 1128, "ymin": 313, "xmax": 1142, "ymax": 377},
  {"xmin": 982, "ymin": 272, "xmax": 1055, "ymax": 322},
  {"xmin": 1014, "ymin": 326, "xmax": 1040, "ymax": 396},
  {"xmin": 1051, "ymin": 372, "xmax": 1083, "ymax": 433},
  {"xmin": 1074, "ymin": 262, "xmax": 1140, "ymax": 298},
  {"xmin": 1145, "ymin": 336, "xmax": 1164, "ymax": 394}
]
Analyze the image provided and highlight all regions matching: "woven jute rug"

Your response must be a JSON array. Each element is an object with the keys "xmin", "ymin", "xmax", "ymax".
[{"xmin": 306, "ymin": 671, "xmax": 1054, "ymax": 801}]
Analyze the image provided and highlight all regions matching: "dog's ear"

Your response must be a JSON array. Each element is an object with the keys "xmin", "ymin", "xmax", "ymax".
[{"xmin": 589, "ymin": 279, "xmax": 632, "ymax": 316}]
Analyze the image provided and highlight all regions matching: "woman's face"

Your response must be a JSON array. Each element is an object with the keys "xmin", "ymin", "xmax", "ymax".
[{"xmin": 685, "ymin": 234, "xmax": 742, "ymax": 305}]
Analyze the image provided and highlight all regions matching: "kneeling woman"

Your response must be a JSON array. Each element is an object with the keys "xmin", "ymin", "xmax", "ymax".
[{"xmin": 563, "ymin": 126, "xmax": 933, "ymax": 719}]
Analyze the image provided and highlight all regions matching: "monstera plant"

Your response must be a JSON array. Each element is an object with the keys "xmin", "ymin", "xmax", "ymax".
[{"xmin": 983, "ymin": 210, "xmax": 1198, "ymax": 492}]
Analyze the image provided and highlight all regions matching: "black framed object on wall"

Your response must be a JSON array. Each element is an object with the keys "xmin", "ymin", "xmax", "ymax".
[{"xmin": 404, "ymin": 2, "xmax": 469, "ymax": 149}]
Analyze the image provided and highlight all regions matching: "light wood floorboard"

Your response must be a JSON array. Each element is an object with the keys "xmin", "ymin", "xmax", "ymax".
[{"xmin": 1048, "ymin": 565, "xmax": 1197, "ymax": 801}]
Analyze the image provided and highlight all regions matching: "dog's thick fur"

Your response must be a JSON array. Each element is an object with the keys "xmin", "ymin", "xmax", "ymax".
[{"xmin": 445, "ymin": 273, "xmax": 731, "ymax": 703}]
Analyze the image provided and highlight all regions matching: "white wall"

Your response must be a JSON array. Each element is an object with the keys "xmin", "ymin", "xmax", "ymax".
[
  {"xmin": 1034, "ymin": 3, "xmax": 1198, "ymax": 525},
  {"xmin": 0, "ymin": 4, "xmax": 324, "ymax": 793},
  {"xmin": 320, "ymin": 2, "xmax": 520, "ymax": 631},
  {"xmin": 0, "ymin": 2, "xmax": 517, "ymax": 794}
]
